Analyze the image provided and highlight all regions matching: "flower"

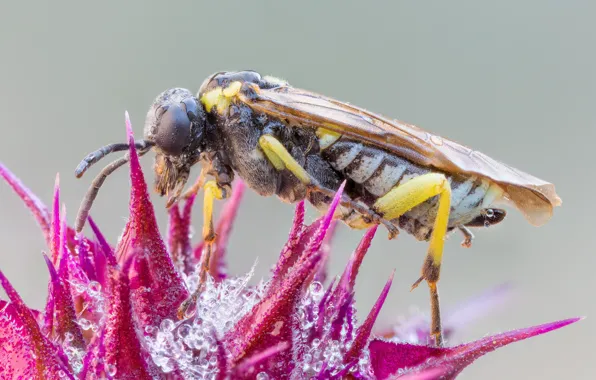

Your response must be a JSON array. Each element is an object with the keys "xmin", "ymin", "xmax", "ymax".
[{"xmin": 0, "ymin": 114, "xmax": 580, "ymax": 379}]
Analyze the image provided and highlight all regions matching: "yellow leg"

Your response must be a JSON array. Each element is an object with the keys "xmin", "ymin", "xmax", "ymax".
[
  {"xmin": 258, "ymin": 134, "xmax": 311, "ymax": 185},
  {"xmin": 178, "ymin": 180, "xmax": 228, "ymax": 319},
  {"xmin": 372, "ymin": 172, "xmax": 451, "ymax": 347},
  {"xmin": 202, "ymin": 180, "xmax": 227, "ymax": 242}
]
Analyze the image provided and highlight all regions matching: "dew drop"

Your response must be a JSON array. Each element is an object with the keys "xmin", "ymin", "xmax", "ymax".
[
  {"xmin": 87, "ymin": 281, "xmax": 101, "ymax": 297},
  {"xmin": 107, "ymin": 364, "xmax": 117, "ymax": 377},
  {"xmin": 160, "ymin": 319, "xmax": 175, "ymax": 331},
  {"xmin": 485, "ymin": 208, "xmax": 495, "ymax": 218},
  {"xmin": 309, "ymin": 281, "xmax": 324, "ymax": 298},
  {"xmin": 256, "ymin": 372, "xmax": 270, "ymax": 380}
]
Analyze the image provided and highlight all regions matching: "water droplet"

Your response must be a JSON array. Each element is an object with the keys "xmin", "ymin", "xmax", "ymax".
[
  {"xmin": 485, "ymin": 208, "xmax": 495, "ymax": 218},
  {"xmin": 309, "ymin": 281, "xmax": 324, "ymax": 298},
  {"xmin": 145, "ymin": 325, "xmax": 157, "ymax": 335},
  {"xmin": 160, "ymin": 319, "xmax": 175, "ymax": 331},
  {"xmin": 107, "ymin": 364, "xmax": 117, "ymax": 377},
  {"xmin": 87, "ymin": 281, "xmax": 101, "ymax": 297},
  {"xmin": 77, "ymin": 318, "xmax": 91, "ymax": 330},
  {"xmin": 256, "ymin": 372, "xmax": 270, "ymax": 380},
  {"xmin": 177, "ymin": 324, "xmax": 191, "ymax": 339}
]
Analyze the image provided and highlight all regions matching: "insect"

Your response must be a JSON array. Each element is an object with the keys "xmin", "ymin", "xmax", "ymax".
[{"xmin": 74, "ymin": 70, "xmax": 561, "ymax": 347}]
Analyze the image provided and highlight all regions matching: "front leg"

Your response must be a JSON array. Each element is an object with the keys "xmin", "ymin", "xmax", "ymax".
[{"xmin": 178, "ymin": 179, "xmax": 230, "ymax": 319}]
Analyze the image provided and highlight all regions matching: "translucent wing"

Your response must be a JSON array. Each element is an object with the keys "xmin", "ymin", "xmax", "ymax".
[{"xmin": 239, "ymin": 84, "xmax": 561, "ymax": 226}]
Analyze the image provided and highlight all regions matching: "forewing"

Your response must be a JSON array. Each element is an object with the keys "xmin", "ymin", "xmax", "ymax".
[{"xmin": 239, "ymin": 85, "xmax": 561, "ymax": 225}]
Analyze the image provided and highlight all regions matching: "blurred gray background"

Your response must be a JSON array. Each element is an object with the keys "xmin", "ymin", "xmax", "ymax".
[{"xmin": 0, "ymin": 1, "xmax": 593, "ymax": 378}]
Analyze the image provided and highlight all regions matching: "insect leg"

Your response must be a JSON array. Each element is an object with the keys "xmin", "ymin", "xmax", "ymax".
[
  {"xmin": 259, "ymin": 134, "xmax": 400, "ymax": 237},
  {"xmin": 258, "ymin": 134, "xmax": 311, "ymax": 184},
  {"xmin": 458, "ymin": 225, "xmax": 474, "ymax": 248},
  {"xmin": 372, "ymin": 173, "xmax": 452, "ymax": 347},
  {"xmin": 178, "ymin": 179, "xmax": 230, "ymax": 319}
]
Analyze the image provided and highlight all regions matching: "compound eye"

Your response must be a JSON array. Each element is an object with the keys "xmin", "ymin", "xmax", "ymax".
[{"xmin": 154, "ymin": 103, "xmax": 191, "ymax": 155}]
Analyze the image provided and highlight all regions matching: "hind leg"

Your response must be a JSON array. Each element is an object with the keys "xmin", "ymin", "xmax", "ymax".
[{"xmin": 372, "ymin": 173, "xmax": 452, "ymax": 347}]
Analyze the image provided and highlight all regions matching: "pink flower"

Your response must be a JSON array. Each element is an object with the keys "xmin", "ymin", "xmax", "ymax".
[{"xmin": 0, "ymin": 114, "xmax": 580, "ymax": 379}]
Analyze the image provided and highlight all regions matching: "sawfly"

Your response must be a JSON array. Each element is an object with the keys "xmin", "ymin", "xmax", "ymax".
[{"xmin": 75, "ymin": 70, "xmax": 561, "ymax": 346}]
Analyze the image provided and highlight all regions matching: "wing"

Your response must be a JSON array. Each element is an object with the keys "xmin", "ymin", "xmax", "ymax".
[{"xmin": 238, "ymin": 84, "xmax": 561, "ymax": 226}]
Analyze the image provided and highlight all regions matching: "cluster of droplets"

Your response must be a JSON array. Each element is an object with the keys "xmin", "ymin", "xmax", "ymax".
[
  {"xmin": 143, "ymin": 265, "xmax": 265, "ymax": 378},
  {"xmin": 291, "ymin": 281, "xmax": 374, "ymax": 378},
  {"xmin": 63, "ymin": 278, "xmax": 105, "ymax": 374}
]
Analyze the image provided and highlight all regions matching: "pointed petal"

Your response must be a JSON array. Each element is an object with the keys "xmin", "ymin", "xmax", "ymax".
[
  {"xmin": 269, "ymin": 201, "xmax": 306, "ymax": 284},
  {"xmin": 233, "ymin": 341, "xmax": 289, "ymax": 376},
  {"xmin": 328, "ymin": 226, "xmax": 378, "ymax": 328},
  {"xmin": 225, "ymin": 183, "xmax": 345, "ymax": 371},
  {"xmin": 344, "ymin": 271, "xmax": 394, "ymax": 365},
  {"xmin": 43, "ymin": 254, "xmax": 85, "ymax": 350},
  {"xmin": 77, "ymin": 232, "xmax": 97, "ymax": 282},
  {"xmin": 50, "ymin": 174, "xmax": 61, "ymax": 264},
  {"xmin": 379, "ymin": 283, "xmax": 513, "ymax": 344},
  {"xmin": 0, "ymin": 162, "xmax": 51, "ymax": 242},
  {"xmin": 0, "ymin": 270, "xmax": 73, "ymax": 379},
  {"xmin": 370, "ymin": 317, "xmax": 581, "ymax": 379},
  {"xmin": 103, "ymin": 265, "xmax": 159, "ymax": 379},
  {"xmin": 88, "ymin": 216, "xmax": 116, "ymax": 266},
  {"xmin": 167, "ymin": 194, "xmax": 196, "ymax": 274},
  {"xmin": 313, "ymin": 220, "xmax": 338, "ymax": 284},
  {"xmin": 339, "ymin": 226, "xmax": 378, "ymax": 293},
  {"xmin": 116, "ymin": 113, "xmax": 188, "ymax": 326},
  {"xmin": 79, "ymin": 331, "xmax": 107, "ymax": 378}
]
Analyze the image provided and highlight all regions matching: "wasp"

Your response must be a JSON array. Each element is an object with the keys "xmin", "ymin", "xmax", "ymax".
[{"xmin": 74, "ymin": 70, "xmax": 561, "ymax": 346}]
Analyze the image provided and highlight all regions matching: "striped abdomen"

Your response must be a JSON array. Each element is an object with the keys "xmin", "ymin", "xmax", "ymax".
[{"xmin": 321, "ymin": 139, "xmax": 503, "ymax": 241}]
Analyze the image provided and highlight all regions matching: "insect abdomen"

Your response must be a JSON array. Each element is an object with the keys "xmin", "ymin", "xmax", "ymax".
[{"xmin": 322, "ymin": 138, "xmax": 499, "ymax": 240}]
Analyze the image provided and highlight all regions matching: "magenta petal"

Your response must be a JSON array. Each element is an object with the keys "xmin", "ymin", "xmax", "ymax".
[
  {"xmin": 370, "ymin": 317, "xmax": 581, "ymax": 379},
  {"xmin": 344, "ymin": 270, "xmax": 394, "ymax": 365},
  {"xmin": 103, "ymin": 265, "xmax": 159, "ymax": 379},
  {"xmin": 269, "ymin": 201, "xmax": 307, "ymax": 285},
  {"xmin": 0, "ymin": 270, "xmax": 74, "ymax": 379},
  {"xmin": 168, "ymin": 194, "xmax": 196, "ymax": 274},
  {"xmin": 313, "ymin": 220, "xmax": 338, "ymax": 284},
  {"xmin": 50, "ymin": 174, "xmax": 61, "ymax": 265},
  {"xmin": 79, "ymin": 331, "xmax": 107, "ymax": 378},
  {"xmin": 116, "ymin": 113, "xmax": 188, "ymax": 325},
  {"xmin": 225, "ymin": 183, "xmax": 345, "ymax": 370},
  {"xmin": 233, "ymin": 342, "xmax": 289, "ymax": 378},
  {"xmin": 77, "ymin": 231, "xmax": 97, "ymax": 282},
  {"xmin": 0, "ymin": 162, "xmax": 51, "ymax": 242},
  {"xmin": 88, "ymin": 216, "xmax": 116, "ymax": 267},
  {"xmin": 43, "ymin": 254, "xmax": 85, "ymax": 350},
  {"xmin": 329, "ymin": 226, "xmax": 378, "ymax": 317}
]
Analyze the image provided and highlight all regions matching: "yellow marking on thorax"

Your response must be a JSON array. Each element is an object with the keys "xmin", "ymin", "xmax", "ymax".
[
  {"xmin": 316, "ymin": 128, "xmax": 342, "ymax": 150},
  {"xmin": 200, "ymin": 81, "xmax": 242, "ymax": 114}
]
